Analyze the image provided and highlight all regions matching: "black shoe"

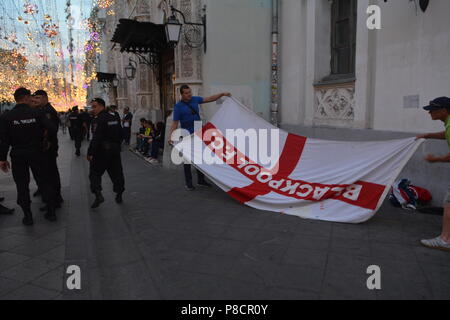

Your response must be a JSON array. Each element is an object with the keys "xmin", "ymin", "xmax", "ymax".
[
  {"xmin": 0, "ymin": 204, "xmax": 14, "ymax": 215},
  {"xmin": 22, "ymin": 216, "xmax": 34, "ymax": 226},
  {"xmin": 91, "ymin": 192, "xmax": 105, "ymax": 209},
  {"xmin": 115, "ymin": 193, "xmax": 123, "ymax": 204},
  {"xmin": 185, "ymin": 185, "xmax": 195, "ymax": 191},
  {"xmin": 33, "ymin": 190, "xmax": 41, "ymax": 197},
  {"xmin": 75, "ymin": 151, "xmax": 80, "ymax": 157},
  {"xmin": 40, "ymin": 203, "xmax": 61, "ymax": 212},
  {"xmin": 198, "ymin": 181, "xmax": 212, "ymax": 188},
  {"xmin": 44, "ymin": 208, "xmax": 57, "ymax": 222},
  {"xmin": 22, "ymin": 209, "xmax": 33, "ymax": 226}
]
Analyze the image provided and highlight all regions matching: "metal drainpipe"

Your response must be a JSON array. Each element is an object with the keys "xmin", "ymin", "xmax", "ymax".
[{"xmin": 270, "ymin": 0, "xmax": 279, "ymax": 127}]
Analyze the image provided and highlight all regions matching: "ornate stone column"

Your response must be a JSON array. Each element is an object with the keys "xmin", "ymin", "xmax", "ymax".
[
  {"xmin": 132, "ymin": 1, "xmax": 155, "ymax": 136},
  {"xmin": 173, "ymin": 0, "xmax": 204, "ymax": 99},
  {"xmin": 116, "ymin": 52, "xmax": 129, "ymax": 109}
]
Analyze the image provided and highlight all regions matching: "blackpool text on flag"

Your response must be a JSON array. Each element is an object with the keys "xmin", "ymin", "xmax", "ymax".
[{"xmin": 174, "ymin": 97, "xmax": 423, "ymax": 224}]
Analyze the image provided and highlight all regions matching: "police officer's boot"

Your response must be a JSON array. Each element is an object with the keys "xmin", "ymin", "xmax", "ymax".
[
  {"xmin": 57, "ymin": 194, "xmax": 64, "ymax": 204},
  {"xmin": 44, "ymin": 206, "xmax": 57, "ymax": 222},
  {"xmin": 91, "ymin": 191, "xmax": 105, "ymax": 209},
  {"xmin": 40, "ymin": 202, "xmax": 61, "ymax": 212},
  {"xmin": 75, "ymin": 149, "xmax": 81, "ymax": 157},
  {"xmin": 21, "ymin": 206, "xmax": 34, "ymax": 226},
  {"xmin": 115, "ymin": 192, "xmax": 123, "ymax": 204}
]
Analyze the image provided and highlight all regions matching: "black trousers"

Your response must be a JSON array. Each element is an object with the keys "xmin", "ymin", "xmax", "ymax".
[
  {"xmin": 85, "ymin": 124, "xmax": 91, "ymax": 141},
  {"xmin": 30, "ymin": 151, "xmax": 61, "ymax": 197},
  {"xmin": 68, "ymin": 127, "xmax": 74, "ymax": 140},
  {"xmin": 11, "ymin": 153, "xmax": 56, "ymax": 209},
  {"xmin": 45, "ymin": 151, "xmax": 62, "ymax": 198},
  {"xmin": 89, "ymin": 152, "xmax": 125, "ymax": 194},
  {"xmin": 184, "ymin": 164, "xmax": 206, "ymax": 186},
  {"xmin": 123, "ymin": 127, "xmax": 131, "ymax": 145},
  {"xmin": 72, "ymin": 128, "xmax": 82, "ymax": 152}
]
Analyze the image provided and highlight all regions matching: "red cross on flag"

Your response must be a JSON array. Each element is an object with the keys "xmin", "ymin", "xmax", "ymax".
[{"xmin": 173, "ymin": 98, "xmax": 423, "ymax": 224}]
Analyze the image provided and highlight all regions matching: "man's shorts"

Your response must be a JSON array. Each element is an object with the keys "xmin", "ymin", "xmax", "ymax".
[{"xmin": 445, "ymin": 186, "xmax": 450, "ymax": 206}]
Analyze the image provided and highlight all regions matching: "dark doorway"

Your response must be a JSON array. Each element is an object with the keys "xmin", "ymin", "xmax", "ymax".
[{"xmin": 160, "ymin": 49, "xmax": 175, "ymax": 120}]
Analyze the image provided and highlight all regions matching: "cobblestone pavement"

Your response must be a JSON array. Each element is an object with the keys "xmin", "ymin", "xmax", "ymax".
[{"xmin": 0, "ymin": 132, "xmax": 449, "ymax": 300}]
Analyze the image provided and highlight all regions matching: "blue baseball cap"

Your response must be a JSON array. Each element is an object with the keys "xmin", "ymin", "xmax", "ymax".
[{"xmin": 423, "ymin": 97, "xmax": 450, "ymax": 111}]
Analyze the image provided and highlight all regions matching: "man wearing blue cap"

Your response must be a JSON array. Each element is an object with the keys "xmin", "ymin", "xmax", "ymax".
[{"xmin": 417, "ymin": 97, "xmax": 450, "ymax": 251}]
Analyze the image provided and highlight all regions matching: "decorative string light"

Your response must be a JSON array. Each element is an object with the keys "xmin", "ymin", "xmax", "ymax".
[
  {"xmin": 23, "ymin": 3, "xmax": 38, "ymax": 15},
  {"xmin": 0, "ymin": 0, "xmax": 93, "ymax": 110},
  {"xmin": 96, "ymin": 0, "xmax": 114, "ymax": 9},
  {"xmin": 89, "ymin": 31, "xmax": 100, "ymax": 42},
  {"xmin": 6, "ymin": 34, "xmax": 18, "ymax": 44},
  {"xmin": 42, "ymin": 21, "xmax": 59, "ymax": 38}
]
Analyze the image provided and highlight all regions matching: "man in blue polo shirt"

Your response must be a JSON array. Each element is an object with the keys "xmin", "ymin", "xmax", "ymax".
[{"xmin": 169, "ymin": 84, "xmax": 230, "ymax": 191}]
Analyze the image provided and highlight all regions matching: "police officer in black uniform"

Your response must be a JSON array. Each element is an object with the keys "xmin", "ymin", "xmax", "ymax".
[
  {"xmin": 0, "ymin": 88, "xmax": 58, "ymax": 225},
  {"xmin": 33, "ymin": 90, "xmax": 63, "ymax": 205},
  {"xmin": 68, "ymin": 106, "xmax": 83, "ymax": 156},
  {"xmin": 88, "ymin": 98, "xmax": 125, "ymax": 209}
]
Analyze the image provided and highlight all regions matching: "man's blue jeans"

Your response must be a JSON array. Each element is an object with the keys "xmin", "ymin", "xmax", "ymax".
[
  {"xmin": 136, "ymin": 137, "xmax": 145, "ymax": 151},
  {"xmin": 150, "ymin": 140, "xmax": 164, "ymax": 159}
]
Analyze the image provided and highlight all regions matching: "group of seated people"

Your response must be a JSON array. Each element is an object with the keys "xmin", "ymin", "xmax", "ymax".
[{"xmin": 135, "ymin": 119, "xmax": 165, "ymax": 164}]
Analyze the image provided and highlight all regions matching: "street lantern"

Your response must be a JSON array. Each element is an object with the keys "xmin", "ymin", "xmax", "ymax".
[
  {"xmin": 125, "ymin": 59, "xmax": 137, "ymax": 80},
  {"xmin": 165, "ymin": 5, "xmax": 207, "ymax": 52},
  {"xmin": 165, "ymin": 15, "xmax": 182, "ymax": 46},
  {"xmin": 112, "ymin": 77, "xmax": 119, "ymax": 87}
]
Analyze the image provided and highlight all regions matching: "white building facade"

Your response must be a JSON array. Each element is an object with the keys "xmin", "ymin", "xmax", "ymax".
[
  {"xmin": 279, "ymin": 0, "xmax": 450, "ymax": 204},
  {"xmin": 280, "ymin": 0, "xmax": 450, "ymax": 133}
]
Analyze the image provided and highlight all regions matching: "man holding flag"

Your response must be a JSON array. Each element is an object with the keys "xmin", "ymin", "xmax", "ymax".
[
  {"xmin": 417, "ymin": 97, "xmax": 450, "ymax": 251},
  {"xmin": 168, "ymin": 85, "xmax": 231, "ymax": 191}
]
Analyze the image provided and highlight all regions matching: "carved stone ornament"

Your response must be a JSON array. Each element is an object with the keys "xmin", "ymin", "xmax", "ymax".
[{"xmin": 314, "ymin": 86, "xmax": 355, "ymax": 121}]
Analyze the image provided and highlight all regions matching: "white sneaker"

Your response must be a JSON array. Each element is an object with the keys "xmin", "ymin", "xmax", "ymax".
[
  {"xmin": 402, "ymin": 204, "xmax": 417, "ymax": 211},
  {"xmin": 420, "ymin": 237, "xmax": 450, "ymax": 252},
  {"xmin": 144, "ymin": 157, "xmax": 159, "ymax": 164}
]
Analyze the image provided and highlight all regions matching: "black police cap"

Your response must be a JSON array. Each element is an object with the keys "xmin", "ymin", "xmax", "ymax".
[{"xmin": 34, "ymin": 90, "xmax": 48, "ymax": 97}]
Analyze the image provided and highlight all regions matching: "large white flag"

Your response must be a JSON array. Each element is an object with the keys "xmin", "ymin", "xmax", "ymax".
[{"xmin": 174, "ymin": 98, "xmax": 423, "ymax": 224}]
